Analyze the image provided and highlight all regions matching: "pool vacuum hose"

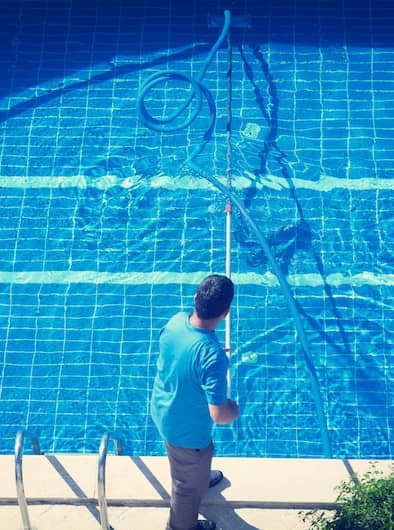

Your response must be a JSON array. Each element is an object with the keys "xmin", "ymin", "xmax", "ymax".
[{"xmin": 137, "ymin": 10, "xmax": 332, "ymax": 458}]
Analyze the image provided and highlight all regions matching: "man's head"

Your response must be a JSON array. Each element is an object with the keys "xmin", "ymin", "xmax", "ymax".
[{"xmin": 194, "ymin": 274, "xmax": 234, "ymax": 320}]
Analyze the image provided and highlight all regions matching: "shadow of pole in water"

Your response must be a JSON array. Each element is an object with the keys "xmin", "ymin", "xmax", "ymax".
[
  {"xmin": 0, "ymin": 44, "xmax": 209, "ymax": 124},
  {"xmin": 240, "ymin": 43, "xmax": 353, "ymax": 360}
]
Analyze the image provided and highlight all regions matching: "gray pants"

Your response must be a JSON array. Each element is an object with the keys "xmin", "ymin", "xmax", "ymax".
[{"xmin": 165, "ymin": 441, "xmax": 214, "ymax": 530}]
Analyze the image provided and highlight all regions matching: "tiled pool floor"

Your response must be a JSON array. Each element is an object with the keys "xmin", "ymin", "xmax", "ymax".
[{"xmin": 0, "ymin": 455, "xmax": 392, "ymax": 529}]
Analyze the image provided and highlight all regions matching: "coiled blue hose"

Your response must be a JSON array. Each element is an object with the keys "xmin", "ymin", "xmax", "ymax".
[
  {"xmin": 136, "ymin": 10, "xmax": 332, "ymax": 458},
  {"xmin": 137, "ymin": 11, "xmax": 231, "ymax": 159}
]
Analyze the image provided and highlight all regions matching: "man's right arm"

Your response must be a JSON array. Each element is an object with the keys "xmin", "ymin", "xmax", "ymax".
[{"xmin": 209, "ymin": 399, "xmax": 239, "ymax": 425}]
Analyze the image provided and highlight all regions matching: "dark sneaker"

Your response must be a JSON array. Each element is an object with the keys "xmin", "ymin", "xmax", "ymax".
[
  {"xmin": 196, "ymin": 521, "xmax": 216, "ymax": 530},
  {"xmin": 209, "ymin": 469, "xmax": 223, "ymax": 488}
]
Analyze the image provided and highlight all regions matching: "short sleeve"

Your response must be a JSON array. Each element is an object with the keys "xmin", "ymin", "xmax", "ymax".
[{"xmin": 197, "ymin": 345, "xmax": 229, "ymax": 406}]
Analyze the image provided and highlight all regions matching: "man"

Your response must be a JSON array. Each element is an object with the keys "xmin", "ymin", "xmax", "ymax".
[{"xmin": 151, "ymin": 274, "xmax": 239, "ymax": 530}]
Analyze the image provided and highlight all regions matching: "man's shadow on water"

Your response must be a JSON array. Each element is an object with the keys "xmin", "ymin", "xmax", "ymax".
[{"xmin": 200, "ymin": 477, "xmax": 261, "ymax": 530}]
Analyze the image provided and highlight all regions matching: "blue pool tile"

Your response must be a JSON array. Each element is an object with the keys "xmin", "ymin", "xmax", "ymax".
[{"xmin": 0, "ymin": 0, "xmax": 393, "ymax": 459}]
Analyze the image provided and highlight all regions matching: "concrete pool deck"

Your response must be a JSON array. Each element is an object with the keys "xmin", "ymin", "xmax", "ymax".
[{"xmin": 0, "ymin": 455, "xmax": 392, "ymax": 530}]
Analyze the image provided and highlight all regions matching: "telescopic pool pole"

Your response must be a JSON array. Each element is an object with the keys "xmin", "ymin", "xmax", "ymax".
[
  {"xmin": 225, "ymin": 204, "xmax": 232, "ymax": 399},
  {"xmin": 224, "ymin": 11, "xmax": 232, "ymax": 399}
]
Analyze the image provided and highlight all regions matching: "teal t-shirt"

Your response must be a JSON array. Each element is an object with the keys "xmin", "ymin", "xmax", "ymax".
[{"xmin": 150, "ymin": 312, "xmax": 228, "ymax": 449}]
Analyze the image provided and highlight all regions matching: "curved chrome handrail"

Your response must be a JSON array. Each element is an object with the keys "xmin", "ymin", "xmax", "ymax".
[
  {"xmin": 14, "ymin": 430, "xmax": 42, "ymax": 530},
  {"xmin": 97, "ymin": 432, "xmax": 122, "ymax": 530}
]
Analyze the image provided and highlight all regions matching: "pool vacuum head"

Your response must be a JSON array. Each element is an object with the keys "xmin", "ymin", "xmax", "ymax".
[{"xmin": 208, "ymin": 13, "xmax": 251, "ymax": 28}]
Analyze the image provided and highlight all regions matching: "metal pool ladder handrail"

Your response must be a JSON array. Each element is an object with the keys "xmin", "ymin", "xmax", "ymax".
[
  {"xmin": 14, "ymin": 430, "xmax": 42, "ymax": 530},
  {"xmin": 97, "ymin": 432, "xmax": 122, "ymax": 530}
]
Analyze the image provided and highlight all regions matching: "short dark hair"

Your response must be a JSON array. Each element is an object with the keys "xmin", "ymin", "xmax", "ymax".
[{"xmin": 194, "ymin": 274, "xmax": 234, "ymax": 319}]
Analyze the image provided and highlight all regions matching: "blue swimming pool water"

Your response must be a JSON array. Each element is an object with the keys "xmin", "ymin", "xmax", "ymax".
[{"xmin": 0, "ymin": 0, "xmax": 393, "ymax": 458}]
